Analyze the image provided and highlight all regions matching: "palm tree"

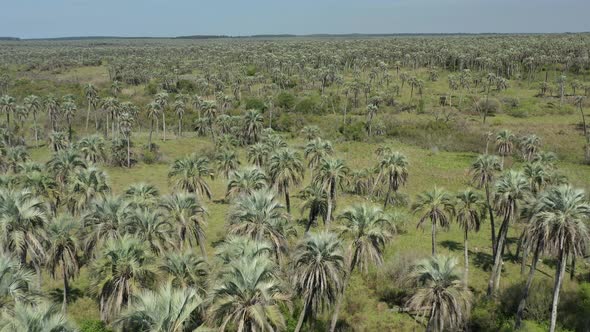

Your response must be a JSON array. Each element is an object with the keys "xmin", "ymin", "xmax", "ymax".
[
  {"xmin": 470, "ymin": 154, "xmax": 502, "ymax": 256},
  {"xmin": 0, "ymin": 302, "xmax": 76, "ymax": 332},
  {"xmin": 412, "ymin": 187, "xmax": 455, "ymax": 256},
  {"xmin": 168, "ymin": 154, "xmax": 214, "ymax": 200},
  {"xmin": 214, "ymin": 235, "xmax": 273, "ymax": 264},
  {"xmin": 82, "ymin": 196, "xmax": 130, "ymax": 255},
  {"xmin": 125, "ymin": 208, "xmax": 173, "ymax": 255},
  {"xmin": 242, "ymin": 109, "xmax": 263, "ymax": 144},
  {"xmin": 298, "ymin": 184, "xmax": 328, "ymax": 233},
  {"xmin": 45, "ymin": 214, "xmax": 80, "ymax": 313},
  {"xmin": 44, "ymin": 95, "xmax": 59, "ymax": 132},
  {"xmin": 304, "ymin": 138, "xmax": 333, "ymax": 172},
  {"xmin": 292, "ymin": 232, "xmax": 346, "ymax": 332},
  {"xmin": 487, "ymin": 170, "xmax": 529, "ymax": 296},
  {"xmin": 365, "ymin": 103, "xmax": 378, "ymax": 136},
  {"xmin": 523, "ymin": 162, "xmax": 550, "ymax": 194},
  {"xmin": 378, "ymin": 151, "xmax": 409, "ymax": 208},
  {"xmin": 48, "ymin": 131, "xmax": 68, "ymax": 152},
  {"xmin": 62, "ymin": 101, "xmax": 77, "ymax": 141},
  {"xmin": 226, "ymin": 167, "xmax": 267, "ymax": 200},
  {"xmin": 528, "ymin": 185, "xmax": 589, "ymax": 332},
  {"xmin": 247, "ymin": 143, "xmax": 270, "ymax": 168},
  {"xmin": 208, "ymin": 256, "xmax": 290, "ymax": 331},
  {"xmin": 116, "ymin": 283, "xmax": 203, "ymax": 332},
  {"xmin": 215, "ymin": 149, "xmax": 240, "ymax": 179},
  {"xmin": 496, "ymin": 129, "xmax": 514, "ymax": 167},
  {"xmin": 268, "ymin": 148, "xmax": 305, "ymax": 213},
  {"xmin": 84, "ymin": 83, "xmax": 98, "ymax": 132},
  {"xmin": 406, "ymin": 256, "xmax": 472, "ymax": 332},
  {"xmin": 227, "ymin": 190, "xmax": 294, "ymax": 260},
  {"xmin": 300, "ymin": 125, "xmax": 320, "ymax": 141},
  {"xmin": 0, "ymin": 189, "xmax": 47, "ymax": 265},
  {"xmin": 101, "ymin": 97, "xmax": 119, "ymax": 138},
  {"xmin": 173, "ymin": 99, "xmax": 185, "ymax": 137},
  {"xmin": 23, "ymin": 95, "xmax": 42, "ymax": 147},
  {"xmin": 47, "ymin": 148, "xmax": 87, "ymax": 188},
  {"xmin": 155, "ymin": 92, "xmax": 169, "ymax": 141},
  {"xmin": 160, "ymin": 250, "xmax": 208, "ymax": 293},
  {"xmin": 67, "ymin": 166, "xmax": 110, "ymax": 215},
  {"xmin": 90, "ymin": 235, "xmax": 157, "ymax": 322},
  {"xmin": 77, "ymin": 135, "xmax": 107, "ymax": 163},
  {"xmin": 124, "ymin": 183, "xmax": 160, "ymax": 208},
  {"xmin": 0, "ymin": 251, "xmax": 37, "ymax": 309},
  {"xmin": 520, "ymin": 134, "xmax": 541, "ymax": 162},
  {"xmin": 147, "ymin": 101, "xmax": 161, "ymax": 150},
  {"xmin": 160, "ymin": 193, "xmax": 208, "ymax": 256},
  {"xmin": 455, "ymin": 189, "xmax": 485, "ymax": 288},
  {"xmin": 0, "ymin": 95, "xmax": 16, "ymax": 129},
  {"xmin": 313, "ymin": 158, "xmax": 349, "ymax": 226},
  {"xmin": 119, "ymin": 111, "xmax": 133, "ymax": 168},
  {"xmin": 329, "ymin": 204, "xmax": 394, "ymax": 332}
]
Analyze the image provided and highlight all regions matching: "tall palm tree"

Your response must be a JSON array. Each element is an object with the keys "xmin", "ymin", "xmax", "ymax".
[
  {"xmin": 147, "ymin": 101, "xmax": 161, "ymax": 150},
  {"xmin": 292, "ymin": 232, "xmax": 346, "ymax": 332},
  {"xmin": 155, "ymin": 92, "xmax": 169, "ymax": 141},
  {"xmin": 313, "ymin": 158, "xmax": 349, "ymax": 226},
  {"xmin": 0, "ymin": 95, "xmax": 16, "ymax": 129},
  {"xmin": 529, "ymin": 185, "xmax": 589, "ymax": 332},
  {"xmin": 329, "ymin": 204, "xmax": 394, "ymax": 332},
  {"xmin": 47, "ymin": 148, "xmax": 87, "ymax": 189},
  {"xmin": 470, "ymin": 154, "xmax": 502, "ymax": 256},
  {"xmin": 455, "ymin": 189, "xmax": 485, "ymax": 288},
  {"xmin": 298, "ymin": 184, "xmax": 328, "ymax": 233},
  {"xmin": 61, "ymin": 101, "xmax": 77, "ymax": 141},
  {"xmin": 77, "ymin": 135, "xmax": 107, "ymax": 163},
  {"xmin": 523, "ymin": 162, "xmax": 550, "ymax": 194},
  {"xmin": 84, "ymin": 83, "xmax": 98, "ymax": 132},
  {"xmin": 412, "ymin": 187, "xmax": 455, "ymax": 256},
  {"xmin": 406, "ymin": 256, "xmax": 472, "ymax": 332},
  {"xmin": 496, "ymin": 129, "xmax": 514, "ymax": 167},
  {"xmin": 487, "ymin": 170, "xmax": 529, "ymax": 296},
  {"xmin": 0, "ymin": 302, "xmax": 76, "ymax": 332},
  {"xmin": 44, "ymin": 95, "xmax": 59, "ymax": 132},
  {"xmin": 226, "ymin": 167, "xmax": 267, "ymax": 200},
  {"xmin": 45, "ymin": 214, "xmax": 80, "ymax": 313},
  {"xmin": 119, "ymin": 111, "xmax": 133, "ymax": 168},
  {"xmin": 101, "ymin": 97, "xmax": 119, "ymax": 138},
  {"xmin": 168, "ymin": 154, "xmax": 214, "ymax": 200},
  {"xmin": 0, "ymin": 251, "xmax": 37, "ymax": 309},
  {"xmin": 227, "ymin": 190, "xmax": 294, "ymax": 260},
  {"xmin": 208, "ymin": 256, "xmax": 290, "ymax": 331},
  {"xmin": 173, "ymin": 99, "xmax": 185, "ymax": 137},
  {"xmin": 304, "ymin": 138, "xmax": 333, "ymax": 170},
  {"xmin": 520, "ymin": 134, "xmax": 541, "ymax": 162},
  {"xmin": 115, "ymin": 282, "xmax": 204, "ymax": 332},
  {"xmin": 67, "ymin": 166, "xmax": 110, "ymax": 215},
  {"xmin": 160, "ymin": 250, "xmax": 208, "ymax": 293},
  {"xmin": 268, "ymin": 148, "xmax": 305, "ymax": 213},
  {"xmin": 23, "ymin": 95, "xmax": 42, "ymax": 147},
  {"xmin": 366, "ymin": 103, "xmax": 378, "ymax": 136},
  {"xmin": 90, "ymin": 235, "xmax": 157, "ymax": 322},
  {"xmin": 160, "ymin": 193, "xmax": 208, "ymax": 256},
  {"xmin": 378, "ymin": 151, "xmax": 409, "ymax": 208},
  {"xmin": 125, "ymin": 208, "xmax": 174, "ymax": 255}
]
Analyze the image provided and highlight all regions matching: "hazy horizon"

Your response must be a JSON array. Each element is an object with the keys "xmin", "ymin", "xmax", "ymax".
[{"xmin": 2, "ymin": 0, "xmax": 590, "ymax": 39}]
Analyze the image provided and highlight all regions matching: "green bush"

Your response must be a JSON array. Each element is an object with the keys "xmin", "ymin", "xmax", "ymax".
[
  {"xmin": 79, "ymin": 320, "xmax": 111, "ymax": 332},
  {"xmin": 276, "ymin": 92, "xmax": 296, "ymax": 110},
  {"xmin": 338, "ymin": 121, "xmax": 366, "ymax": 141},
  {"xmin": 500, "ymin": 278, "xmax": 552, "ymax": 322},
  {"xmin": 244, "ymin": 97, "xmax": 267, "ymax": 111}
]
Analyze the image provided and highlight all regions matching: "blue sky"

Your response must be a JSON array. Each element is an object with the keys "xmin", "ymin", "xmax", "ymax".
[{"xmin": 1, "ymin": 0, "xmax": 589, "ymax": 38}]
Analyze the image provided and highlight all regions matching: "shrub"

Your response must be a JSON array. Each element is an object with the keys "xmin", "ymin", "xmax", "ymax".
[
  {"xmin": 79, "ymin": 320, "xmax": 111, "ymax": 332},
  {"xmin": 499, "ymin": 278, "xmax": 553, "ymax": 322},
  {"xmin": 276, "ymin": 92, "xmax": 296, "ymax": 110},
  {"xmin": 338, "ymin": 121, "xmax": 366, "ymax": 141},
  {"xmin": 244, "ymin": 97, "xmax": 267, "ymax": 111}
]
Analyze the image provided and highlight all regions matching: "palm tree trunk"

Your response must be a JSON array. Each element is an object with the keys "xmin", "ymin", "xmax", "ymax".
[
  {"xmin": 570, "ymin": 253, "xmax": 576, "ymax": 280},
  {"xmin": 329, "ymin": 273, "xmax": 350, "ymax": 332},
  {"xmin": 431, "ymin": 220, "xmax": 437, "ymax": 256},
  {"xmin": 86, "ymin": 103, "xmax": 90, "ymax": 132},
  {"xmin": 127, "ymin": 136, "xmax": 131, "ymax": 168},
  {"xmin": 178, "ymin": 117, "xmax": 182, "ymax": 137},
  {"xmin": 294, "ymin": 299, "xmax": 309, "ymax": 332},
  {"xmin": 384, "ymin": 187, "xmax": 392, "ymax": 209},
  {"xmin": 33, "ymin": 113, "xmax": 39, "ymax": 147},
  {"xmin": 515, "ymin": 238, "xmax": 541, "ymax": 329},
  {"xmin": 62, "ymin": 258, "xmax": 68, "ymax": 313},
  {"xmin": 485, "ymin": 184, "xmax": 497, "ymax": 257},
  {"xmin": 464, "ymin": 227, "xmax": 469, "ymax": 289},
  {"xmin": 285, "ymin": 190, "xmax": 291, "ymax": 213},
  {"xmin": 549, "ymin": 243, "xmax": 567, "ymax": 332},
  {"xmin": 149, "ymin": 118, "xmax": 154, "ymax": 150},
  {"xmin": 487, "ymin": 217, "xmax": 509, "ymax": 296},
  {"xmin": 162, "ymin": 113, "xmax": 167, "ymax": 141}
]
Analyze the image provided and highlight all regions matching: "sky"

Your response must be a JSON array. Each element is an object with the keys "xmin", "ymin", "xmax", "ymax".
[{"xmin": 1, "ymin": 0, "xmax": 589, "ymax": 39}]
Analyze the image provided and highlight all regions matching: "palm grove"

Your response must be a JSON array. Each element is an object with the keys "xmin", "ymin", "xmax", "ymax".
[{"xmin": 0, "ymin": 35, "xmax": 589, "ymax": 331}]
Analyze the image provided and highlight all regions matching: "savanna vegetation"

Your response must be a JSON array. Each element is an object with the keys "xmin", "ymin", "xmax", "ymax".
[{"xmin": 1, "ymin": 34, "xmax": 590, "ymax": 331}]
